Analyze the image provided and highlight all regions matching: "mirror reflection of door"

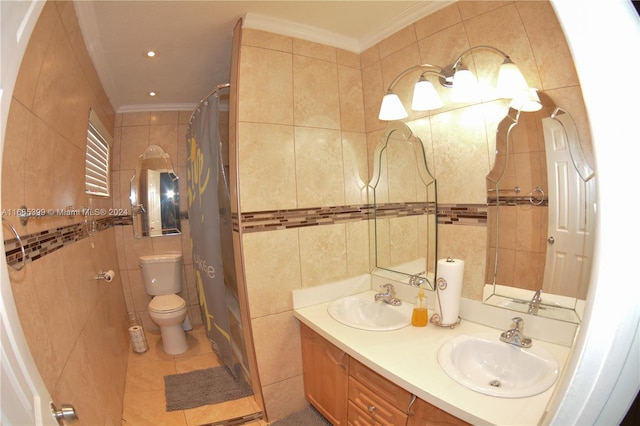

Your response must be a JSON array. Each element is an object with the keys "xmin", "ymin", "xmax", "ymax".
[
  {"xmin": 484, "ymin": 101, "xmax": 596, "ymax": 322},
  {"xmin": 542, "ymin": 113, "xmax": 594, "ymax": 300},
  {"xmin": 147, "ymin": 169, "xmax": 162, "ymax": 236},
  {"xmin": 160, "ymin": 172, "xmax": 179, "ymax": 232}
]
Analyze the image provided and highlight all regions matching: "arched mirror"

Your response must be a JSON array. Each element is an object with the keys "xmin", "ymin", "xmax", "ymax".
[
  {"xmin": 369, "ymin": 121, "xmax": 437, "ymax": 289},
  {"xmin": 130, "ymin": 145, "xmax": 181, "ymax": 238},
  {"xmin": 484, "ymin": 99, "xmax": 596, "ymax": 322}
]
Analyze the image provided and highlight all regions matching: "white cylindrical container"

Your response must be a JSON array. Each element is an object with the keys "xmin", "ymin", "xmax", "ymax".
[{"xmin": 435, "ymin": 258, "xmax": 465, "ymax": 325}]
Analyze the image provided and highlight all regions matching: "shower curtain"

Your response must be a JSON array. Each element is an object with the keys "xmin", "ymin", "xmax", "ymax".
[{"xmin": 186, "ymin": 84, "xmax": 247, "ymax": 378}]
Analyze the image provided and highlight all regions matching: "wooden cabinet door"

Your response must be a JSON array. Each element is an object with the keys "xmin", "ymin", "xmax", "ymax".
[
  {"xmin": 407, "ymin": 397, "xmax": 470, "ymax": 426},
  {"xmin": 300, "ymin": 324, "xmax": 349, "ymax": 425}
]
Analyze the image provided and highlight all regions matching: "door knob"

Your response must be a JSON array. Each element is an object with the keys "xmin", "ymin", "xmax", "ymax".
[
  {"xmin": 547, "ymin": 236, "xmax": 555, "ymax": 244},
  {"xmin": 50, "ymin": 402, "xmax": 78, "ymax": 425}
]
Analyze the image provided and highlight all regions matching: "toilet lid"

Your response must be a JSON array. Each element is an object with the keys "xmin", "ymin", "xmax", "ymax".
[{"xmin": 149, "ymin": 294, "xmax": 186, "ymax": 313}]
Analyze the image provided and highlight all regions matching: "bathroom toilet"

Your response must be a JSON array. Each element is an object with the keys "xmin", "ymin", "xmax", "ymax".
[{"xmin": 140, "ymin": 254, "xmax": 188, "ymax": 355}]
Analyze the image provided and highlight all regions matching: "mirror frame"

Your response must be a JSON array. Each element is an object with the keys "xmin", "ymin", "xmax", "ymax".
[
  {"xmin": 484, "ymin": 103, "xmax": 596, "ymax": 323},
  {"xmin": 369, "ymin": 121, "xmax": 438, "ymax": 289}
]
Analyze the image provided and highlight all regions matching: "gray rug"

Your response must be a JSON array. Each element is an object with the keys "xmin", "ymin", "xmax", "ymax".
[
  {"xmin": 164, "ymin": 365, "xmax": 252, "ymax": 411},
  {"xmin": 270, "ymin": 405, "xmax": 331, "ymax": 425}
]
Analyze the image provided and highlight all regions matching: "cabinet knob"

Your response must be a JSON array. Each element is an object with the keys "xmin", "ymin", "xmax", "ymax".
[{"xmin": 368, "ymin": 405, "xmax": 376, "ymax": 414}]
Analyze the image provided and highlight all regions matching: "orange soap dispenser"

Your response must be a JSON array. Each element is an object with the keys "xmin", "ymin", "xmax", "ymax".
[{"xmin": 411, "ymin": 286, "xmax": 428, "ymax": 327}]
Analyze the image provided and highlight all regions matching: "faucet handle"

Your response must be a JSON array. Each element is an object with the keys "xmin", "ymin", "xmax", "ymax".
[
  {"xmin": 511, "ymin": 317, "xmax": 524, "ymax": 331},
  {"xmin": 379, "ymin": 283, "xmax": 395, "ymax": 294}
]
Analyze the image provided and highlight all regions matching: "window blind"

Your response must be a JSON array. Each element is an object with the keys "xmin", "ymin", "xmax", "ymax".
[{"xmin": 85, "ymin": 110, "xmax": 111, "ymax": 197}]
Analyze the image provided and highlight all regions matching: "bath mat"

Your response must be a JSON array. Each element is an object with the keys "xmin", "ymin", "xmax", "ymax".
[
  {"xmin": 269, "ymin": 405, "xmax": 331, "ymax": 425},
  {"xmin": 164, "ymin": 365, "xmax": 252, "ymax": 411}
]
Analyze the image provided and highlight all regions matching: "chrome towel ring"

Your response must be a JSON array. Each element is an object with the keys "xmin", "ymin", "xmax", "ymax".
[{"xmin": 2, "ymin": 218, "xmax": 26, "ymax": 271}]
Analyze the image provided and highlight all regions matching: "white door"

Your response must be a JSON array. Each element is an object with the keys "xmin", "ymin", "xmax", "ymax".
[
  {"xmin": 146, "ymin": 169, "xmax": 163, "ymax": 236},
  {"xmin": 1, "ymin": 1, "xmax": 58, "ymax": 424},
  {"xmin": 541, "ymin": 115, "xmax": 593, "ymax": 298}
]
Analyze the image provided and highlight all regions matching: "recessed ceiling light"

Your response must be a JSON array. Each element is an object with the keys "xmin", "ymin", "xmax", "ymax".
[
  {"xmin": 145, "ymin": 50, "xmax": 157, "ymax": 58},
  {"xmin": 148, "ymin": 91, "xmax": 157, "ymax": 97}
]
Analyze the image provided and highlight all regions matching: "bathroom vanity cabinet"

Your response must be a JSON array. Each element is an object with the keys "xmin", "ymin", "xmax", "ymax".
[
  {"xmin": 301, "ymin": 323, "xmax": 349, "ymax": 425},
  {"xmin": 300, "ymin": 324, "xmax": 468, "ymax": 426}
]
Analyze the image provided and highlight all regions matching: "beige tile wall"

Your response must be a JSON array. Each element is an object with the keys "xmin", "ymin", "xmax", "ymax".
[
  {"xmin": 112, "ymin": 110, "xmax": 203, "ymax": 332},
  {"xmin": 2, "ymin": 2, "xmax": 127, "ymax": 424},
  {"xmin": 237, "ymin": 28, "xmax": 369, "ymax": 420},
  {"xmin": 235, "ymin": 1, "xmax": 590, "ymax": 421}
]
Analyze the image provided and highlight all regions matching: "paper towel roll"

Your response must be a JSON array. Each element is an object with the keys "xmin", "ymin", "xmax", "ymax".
[
  {"xmin": 435, "ymin": 258, "xmax": 464, "ymax": 325},
  {"xmin": 128, "ymin": 325, "xmax": 148, "ymax": 353}
]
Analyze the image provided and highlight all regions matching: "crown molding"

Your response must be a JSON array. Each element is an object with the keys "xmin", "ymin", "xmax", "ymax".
[
  {"xmin": 243, "ymin": 13, "xmax": 360, "ymax": 52},
  {"xmin": 242, "ymin": 1, "xmax": 455, "ymax": 54},
  {"xmin": 117, "ymin": 102, "xmax": 229, "ymax": 114},
  {"xmin": 358, "ymin": 1, "xmax": 455, "ymax": 51},
  {"xmin": 117, "ymin": 103, "xmax": 197, "ymax": 113}
]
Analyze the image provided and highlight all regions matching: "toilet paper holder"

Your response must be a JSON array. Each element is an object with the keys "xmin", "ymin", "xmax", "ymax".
[{"xmin": 94, "ymin": 269, "xmax": 115, "ymax": 282}]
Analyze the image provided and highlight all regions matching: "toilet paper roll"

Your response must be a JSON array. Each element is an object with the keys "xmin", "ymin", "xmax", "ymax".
[
  {"xmin": 103, "ymin": 270, "xmax": 115, "ymax": 282},
  {"xmin": 435, "ymin": 258, "xmax": 464, "ymax": 325},
  {"xmin": 128, "ymin": 325, "xmax": 148, "ymax": 353}
]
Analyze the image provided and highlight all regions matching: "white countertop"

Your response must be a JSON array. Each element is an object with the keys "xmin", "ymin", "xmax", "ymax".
[{"xmin": 293, "ymin": 289, "xmax": 571, "ymax": 425}]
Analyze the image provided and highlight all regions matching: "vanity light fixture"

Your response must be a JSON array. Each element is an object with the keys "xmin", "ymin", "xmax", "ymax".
[
  {"xmin": 378, "ymin": 45, "xmax": 537, "ymax": 121},
  {"xmin": 379, "ymin": 65, "xmax": 444, "ymax": 120}
]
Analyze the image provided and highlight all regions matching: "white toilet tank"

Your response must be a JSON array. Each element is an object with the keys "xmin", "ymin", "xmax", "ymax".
[{"xmin": 140, "ymin": 254, "xmax": 183, "ymax": 295}]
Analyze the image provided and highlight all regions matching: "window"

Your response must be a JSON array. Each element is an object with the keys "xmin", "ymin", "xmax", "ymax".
[{"xmin": 85, "ymin": 109, "xmax": 112, "ymax": 197}]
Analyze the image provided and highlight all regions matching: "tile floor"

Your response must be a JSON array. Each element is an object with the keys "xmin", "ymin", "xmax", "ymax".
[{"xmin": 122, "ymin": 324, "xmax": 266, "ymax": 426}]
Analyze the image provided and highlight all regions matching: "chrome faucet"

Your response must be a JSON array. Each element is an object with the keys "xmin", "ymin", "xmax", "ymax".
[
  {"xmin": 408, "ymin": 271, "xmax": 427, "ymax": 287},
  {"xmin": 528, "ymin": 289, "xmax": 542, "ymax": 315},
  {"xmin": 374, "ymin": 283, "xmax": 402, "ymax": 306},
  {"xmin": 500, "ymin": 317, "xmax": 532, "ymax": 348}
]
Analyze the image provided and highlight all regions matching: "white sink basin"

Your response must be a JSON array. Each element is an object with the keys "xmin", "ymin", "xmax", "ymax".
[
  {"xmin": 327, "ymin": 293, "xmax": 412, "ymax": 331},
  {"xmin": 437, "ymin": 333, "xmax": 559, "ymax": 398}
]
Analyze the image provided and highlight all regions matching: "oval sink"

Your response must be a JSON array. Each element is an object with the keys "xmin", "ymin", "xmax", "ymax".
[
  {"xmin": 327, "ymin": 293, "xmax": 412, "ymax": 331},
  {"xmin": 438, "ymin": 334, "xmax": 559, "ymax": 398}
]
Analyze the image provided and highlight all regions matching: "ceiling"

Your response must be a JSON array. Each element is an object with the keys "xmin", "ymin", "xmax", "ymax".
[{"xmin": 74, "ymin": 1, "xmax": 451, "ymax": 113}]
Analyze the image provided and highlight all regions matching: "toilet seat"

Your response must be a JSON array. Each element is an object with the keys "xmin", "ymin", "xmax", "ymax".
[{"xmin": 149, "ymin": 294, "xmax": 186, "ymax": 314}]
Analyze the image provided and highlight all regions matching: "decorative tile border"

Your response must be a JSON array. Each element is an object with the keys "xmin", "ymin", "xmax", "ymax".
[
  {"xmin": 3, "ymin": 217, "xmax": 113, "ymax": 269},
  {"xmin": 438, "ymin": 204, "xmax": 488, "ymax": 226},
  {"xmin": 239, "ymin": 202, "xmax": 486, "ymax": 233},
  {"xmin": 240, "ymin": 205, "xmax": 371, "ymax": 233},
  {"xmin": 4, "ymin": 203, "xmax": 489, "ymax": 267}
]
